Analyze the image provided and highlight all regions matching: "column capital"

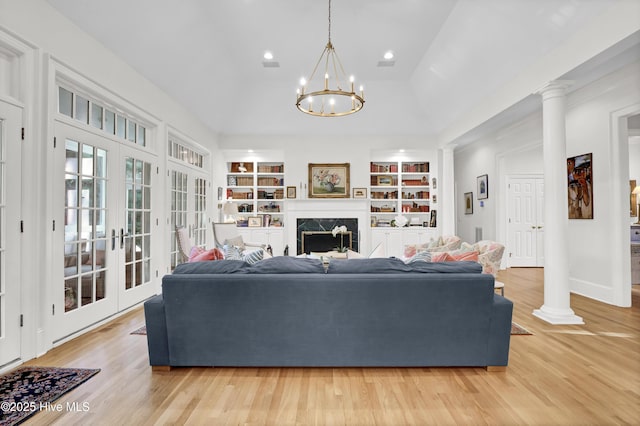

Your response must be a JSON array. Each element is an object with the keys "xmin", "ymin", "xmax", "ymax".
[{"xmin": 535, "ymin": 80, "xmax": 573, "ymax": 100}]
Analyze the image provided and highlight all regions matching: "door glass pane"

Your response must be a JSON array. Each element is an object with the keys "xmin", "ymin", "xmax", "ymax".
[
  {"xmin": 194, "ymin": 177, "xmax": 208, "ymax": 247},
  {"xmin": 127, "ymin": 121, "xmax": 136, "ymax": 143},
  {"xmin": 170, "ymin": 170, "xmax": 188, "ymax": 269},
  {"xmin": 63, "ymin": 139, "xmax": 108, "ymax": 312},
  {"xmin": 124, "ymin": 156, "xmax": 152, "ymax": 290},
  {"xmin": 137, "ymin": 126, "xmax": 146, "ymax": 146}
]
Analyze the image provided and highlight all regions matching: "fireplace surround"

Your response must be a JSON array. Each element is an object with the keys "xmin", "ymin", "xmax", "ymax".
[{"xmin": 297, "ymin": 218, "xmax": 358, "ymax": 255}]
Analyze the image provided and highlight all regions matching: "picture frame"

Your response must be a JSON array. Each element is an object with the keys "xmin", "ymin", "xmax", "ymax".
[
  {"xmin": 248, "ymin": 216, "xmax": 262, "ymax": 227},
  {"xmin": 567, "ymin": 153, "xmax": 593, "ymax": 219},
  {"xmin": 308, "ymin": 163, "xmax": 350, "ymax": 198},
  {"xmin": 464, "ymin": 192, "xmax": 473, "ymax": 214},
  {"xmin": 286, "ymin": 185, "xmax": 297, "ymax": 199},
  {"xmin": 353, "ymin": 187, "xmax": 367, "ymax": 199},
  {"xmin": 477, "ymin": 174, "xmax": 488, "ymax": 200},
  {"xmin": 429, "ymin": 210, "xmax": 437, "ymax": 227},
  {"xmin": 376, "ymin": 175, "xmax": 393, "ymax": 186}
]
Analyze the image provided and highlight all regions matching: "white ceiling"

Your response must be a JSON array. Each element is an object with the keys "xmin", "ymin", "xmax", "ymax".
[{"xmin": 46, "ymin": 0, "xmax": 632, "ymax": 139}]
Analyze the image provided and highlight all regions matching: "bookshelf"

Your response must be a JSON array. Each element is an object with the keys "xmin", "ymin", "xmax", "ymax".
[
  {"xmin": 226, "ymin": 161, "xmax": 285, "ymax": 228},
  {"xmin": 369, "ymin": 161, "xmax": 434, "ymax": 228}
]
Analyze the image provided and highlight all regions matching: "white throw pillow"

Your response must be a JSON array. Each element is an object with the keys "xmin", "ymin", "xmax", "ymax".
[
  {"xmin": 368, "ymin": 242, "xmax": 385, "ymax": 258},
  {"xmin": 347, "ymin": 249, "xmax": 365, "ymax": 259}
]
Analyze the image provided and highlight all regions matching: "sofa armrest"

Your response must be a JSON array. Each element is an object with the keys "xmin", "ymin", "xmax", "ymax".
[
  {"xmin": 144, "ymin": 295, "xmax": 170, "ymax": 366},
  {"xmin": 487, "ymin": 294, "xmax": 513, "ymax": 366}
]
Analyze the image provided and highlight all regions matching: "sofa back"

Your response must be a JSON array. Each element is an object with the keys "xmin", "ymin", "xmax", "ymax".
[{"xmin": 160, "ymin": 271, "xmax": 501, "ymax": 367}]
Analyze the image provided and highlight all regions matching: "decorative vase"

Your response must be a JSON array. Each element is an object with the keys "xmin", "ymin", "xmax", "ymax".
[{"xmin": 323, "ymin": 182, "xmax": 335, "ymax": 192}]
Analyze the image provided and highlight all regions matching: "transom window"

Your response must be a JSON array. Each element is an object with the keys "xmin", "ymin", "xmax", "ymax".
[
  {"xmin": 58, "ymin": 86, "xmax": 147, "ymax": 147},
  {"xmin": 168, "ymin": 139, "xmax": 204, "ymax": 168}
]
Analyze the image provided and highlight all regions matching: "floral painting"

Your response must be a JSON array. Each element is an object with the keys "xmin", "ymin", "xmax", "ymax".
[{"xmin": 308, "ymin": 163, "xmax": 350, "ymax": 198}]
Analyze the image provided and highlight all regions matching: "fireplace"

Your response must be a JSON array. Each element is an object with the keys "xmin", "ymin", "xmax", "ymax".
[{"xmin": 297, "ymin": 218, "xmax": 358, "ymax": 255}]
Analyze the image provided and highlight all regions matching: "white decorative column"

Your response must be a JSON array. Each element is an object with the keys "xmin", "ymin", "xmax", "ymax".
[
  {"xmin": 533, "ymin": 81, "xmax": 584, "ymax": 324},
  {"xmin": 440, "ymin": 147, "xmax": 456, "ymax": 236}
]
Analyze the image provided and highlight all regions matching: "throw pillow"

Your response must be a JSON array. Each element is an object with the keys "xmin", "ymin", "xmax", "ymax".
[
  {"xmin": 327, "ymin": 257, "xmax": 411, "ymax": 274},
  {"xmin": 403, "ymin": 243, "xmax": 427, "ymax": 258},
  {"xmin": 223, "ymin": 244, "xmax": 243, "ymax": 260},
  {"xmin": 404, "ymin": 250, "xmax": 432, "ymax": 264},
  {"xmin": 223, "ymin": 236, "xmax": 245, "ymax": 250},
  {"xmin": 431, "ymin": 252, "xmax": 454, "ymax": 262},
  {"xmin": 369, "ymin": 242, "xmax": 385, "ymax": 258},
  {"xmin": 243, "ymin": 249, "xmax": 264, "ymax": 265},
  {"xmin": 188, "ymin": 247, "xmax": 224, "ymax": 262},
  {"xmin": 346, "ymin": 249, "xmax": 365, "ymax": 259},
  {"xmin": 449, "ymin": 251, "xmax": 479, "ymax": 262}
]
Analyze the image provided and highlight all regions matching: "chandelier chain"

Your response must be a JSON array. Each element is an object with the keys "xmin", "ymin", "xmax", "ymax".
[{"xmin": 328, "ymin": 0, "xmax": 332, "ymax": 43}]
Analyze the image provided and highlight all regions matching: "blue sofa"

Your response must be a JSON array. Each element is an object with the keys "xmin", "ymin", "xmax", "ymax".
[{"xmin": 144, "ymin": 257, "xmax": 513, "ymax": 369}]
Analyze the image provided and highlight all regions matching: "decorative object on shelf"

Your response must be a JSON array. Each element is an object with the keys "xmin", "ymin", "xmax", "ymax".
[
  {"xmin": 464, "ymin": 192, "xmax": 474, "ymax": 215},
  {"xmin": 567, "ymin": 153, "xmax": 593, "ymax": 219},
  {"xmin": 222, "ymin": 201, "xmax": 238, "ymax": 223},
  {"xmin": 287, "ymin": 185, "xmax": 297, "ymax": 199},
  {"xmin": 430, "ymin": 210, "xmax": 437, "ymax": 227},
  {"xmin": 248, "ymin": 216, "xmax": 261, "ymax": 227},
  {"xmin": 633, "ymin": 183, "xmax": 640, "ymax": 224},
  {"xmin": 353, "ymin": 187, "xmax": 367, "ymax": 199},
  {"xmin": 477, "ymin": 174, "xmax": 488, "ymax": 200},
  {"xmin": 331, "ymin": 225, "xmax": 349, "ymax": 252},
  {"xmin": 309, "ymin": 163, "xmax": 350, "ymax": 198},
  {"xmin": 393, "ymin": 215, "xmax": 408, "ymax": 228},
  {"xmin": 377, "ymin": 175, "xmax": 393, "ymax": 186},
  {"xmin": 295, "ymin": 0, "xmax": 364, "ymax": 117}
]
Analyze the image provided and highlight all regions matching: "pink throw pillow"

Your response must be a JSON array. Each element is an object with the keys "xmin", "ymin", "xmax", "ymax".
[
  {"xmin": 449, "ymin": 251, "xmax": 479, "ymax": 262},
  {"xmin": 188, "ymin": 247, "xmax": 224, "ymax": 262},
  {"xmin": 431, "ymin": 252, "xmax": 454, "ymax": 262}
]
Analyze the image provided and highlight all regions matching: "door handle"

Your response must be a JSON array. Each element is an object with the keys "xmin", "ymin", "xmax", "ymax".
[{"xmin": 111, "ymin": 229, "xmax": 117, "ymax": 251}]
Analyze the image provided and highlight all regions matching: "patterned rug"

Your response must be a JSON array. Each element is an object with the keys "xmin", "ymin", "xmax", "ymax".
[
  {"xmin": 511, "ymin": 322, "xmax": 533, "ymax": 335},
  {"xmin": 133, "ymin": 324, "xmax": 533, "ymax": 336},
  {"xmin": 0, "ymin": 366, "xmax": 100, "ymax": 425},
  {"xmin": 130, "ymin": 325, "xmax": 147, "ymax": 335}
]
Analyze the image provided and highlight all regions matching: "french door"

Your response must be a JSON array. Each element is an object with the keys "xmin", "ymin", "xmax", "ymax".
[
  {"xmin": 168, "ymin": 162, "xmax": 209, "ymax": 269},
  {"xmin": 54, "ymin": 122, "xmax": 156, "ymax": 340},
  {"xmin": 0, "ymin": 101, "xmax": 22, "ymax": 367},
  {"xmin": 507, "ymin": 176, "xmax": 545, "ymax": 267}
]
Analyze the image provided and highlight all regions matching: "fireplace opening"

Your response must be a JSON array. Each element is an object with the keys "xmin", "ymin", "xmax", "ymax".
[
  {"xmin": 302, "ymin": 231, "xmax": 353, "ymax": 254},
  {"xmin": 296, "ymin": 218, "xmax": 358, "ymax": 255}
]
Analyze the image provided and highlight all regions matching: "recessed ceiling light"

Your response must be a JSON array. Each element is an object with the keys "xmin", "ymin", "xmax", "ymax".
[
  {"xmin": 383, "ymin": 51, "xmax": 394, "ymax": 60},
  {"xmin": 263, "ymin": 51, "xmax": 274, "ymax": 60}
]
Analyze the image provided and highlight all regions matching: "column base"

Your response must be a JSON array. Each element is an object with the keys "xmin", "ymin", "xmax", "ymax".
[{"xmin": 533, "ymin": 305, "xmax": 584, "ymax": 325}]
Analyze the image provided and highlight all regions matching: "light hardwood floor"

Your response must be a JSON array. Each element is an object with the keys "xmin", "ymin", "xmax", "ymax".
[{"xmin": 18, "ymin": 268, "xmax": 640, "ymax": 425}]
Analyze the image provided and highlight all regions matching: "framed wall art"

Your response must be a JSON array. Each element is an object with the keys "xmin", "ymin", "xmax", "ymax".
[
  {"xmin": 631, "ymin": 180, "xmax": 637, "ymax": 217},
  {"xmin": 286, "ymin": 185, "xmax": 297, "ymax": 199},
  {"xmin": 308, "ymin": 163, "xmax": 350, "ymax": 198},
  {"xmin": 464, "ymin": 192, "xmax": 473, "ymax": 215},
  {"xmin": 353, "ymin": 187, "xmax": 367, "ymax": 199},
  {"xmin": 248, "ymin": 216, "xmax": 262, "ymax": 227},
  {"xmin": 477, "ymin": 174, "xmax": 488, "ymax": 200},
  {"xmin": 567, "ymin": 153, "xmax": 593, "ymax": 219}
]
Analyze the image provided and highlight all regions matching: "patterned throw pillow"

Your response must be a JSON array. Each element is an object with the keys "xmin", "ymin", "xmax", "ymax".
[
  {"xmin": 242, "ymin": 249, "xmax": 264, "ymax": 265},
  {"xmin": 405, "ymin": 250, "xmax": 432, "ymax": 264},
  {"xmin": 223, "ymin": 245, "xmax": 243, "ymax": 260}
]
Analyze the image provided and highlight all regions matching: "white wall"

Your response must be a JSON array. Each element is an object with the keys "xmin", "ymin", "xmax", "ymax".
[{"xmin": 454, "ymin": 60, "xmax": 640, "ymax": 306}]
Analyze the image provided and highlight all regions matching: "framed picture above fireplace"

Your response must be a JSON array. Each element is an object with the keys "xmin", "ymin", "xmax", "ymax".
[{"xmin": 308, "ymin": 163, "xmax": 350, "ymax": 198}]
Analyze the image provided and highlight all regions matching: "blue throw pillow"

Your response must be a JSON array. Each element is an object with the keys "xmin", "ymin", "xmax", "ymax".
[
  {"xmin": 405, "ymin": 251, "xmax": 432, "ymax": 263},
  {"xmin": 327, "ymin": 257, "xmax": 411, "ymax": 274},
  {"xmin": 248, "ymin": 256, "xmax": 325, "ymax": 274},
  {"xmin": 172, "ymin": 259, "xmax": 249, "ymax": 274}
]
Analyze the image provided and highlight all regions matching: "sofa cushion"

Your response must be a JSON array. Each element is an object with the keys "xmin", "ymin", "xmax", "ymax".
[
  {"xmin": 406, "ymin": 261, "xmax": 483, "ymax": 274},
  {"xmin": 248, "ymin": 256, "xmax": 325, "ymax": 274},
  {"xmin": 172, "ymin": 259, "xmax": 250, "ymax": 274},
  {"xmin": 327, "ymin": 257, "xmax": 411, "ymax": 274}
]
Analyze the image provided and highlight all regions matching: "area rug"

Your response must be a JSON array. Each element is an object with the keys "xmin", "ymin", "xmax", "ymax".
[
  {"xmin": 132, "ymin": 324, "xmax": 532, "ymax": 336},
  {"xmin": 0, "ymin": 366, "xmax": 100, "ymax": 425},
  {"xmin": 130, "ymin": 325, "xmax": 147, "ymax": 335},
  {"xmin": 511, "ymin": 322, "xmax": 533, "ymax": 335}
]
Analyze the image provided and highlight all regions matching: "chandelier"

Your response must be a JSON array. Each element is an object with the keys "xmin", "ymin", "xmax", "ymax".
[{"xmin": 296, "ymin": 0, "xmax": 365, "ymax": 117}]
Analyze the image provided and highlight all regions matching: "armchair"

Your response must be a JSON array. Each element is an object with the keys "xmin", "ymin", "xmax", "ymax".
[{"xmin": 211, "ymin": 223, "xmax": 266, "ymax": 252}]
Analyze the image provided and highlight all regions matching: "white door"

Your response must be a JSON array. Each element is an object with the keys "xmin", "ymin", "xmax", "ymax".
[
  {"xmin": 507, "ymin": 176, "xmax": 544, "ymax": 267},
  {"xmin": 0, "ymin": 101, "xmax": 22, "ymax": 367},
  {"xmin": 54, "ymin": 123, "xmax": 119, "ymax": 340}
]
